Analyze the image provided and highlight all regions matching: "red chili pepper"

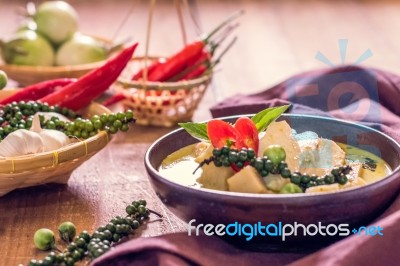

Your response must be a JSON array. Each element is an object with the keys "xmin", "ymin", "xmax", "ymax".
[
  {"xmin": 147, "ymin": 41, "xmax": 205, "ymax": 82},
  {"xmin": 40, "ymin": 43, "xmax": 139, "ymax": 110},
  {"xmin": 0, "ymin": 78, "xmax": 76, "ymax": 105},
  {"xmin": 207, "ymin": 120, "xmax": 245, "ymax": 149},
  {"xmin": 207, "ymin": 117, "xmax": 259, "ymax": 172},
  {"xmin": 133, "ymin": 11, "xmax": 242, "ymax": 82},
  {"xmin": 178, "ymin": 51, "xmax": 210, "ymax": 81},
  {"xmin": 180, "ymin": 65, "xmax": 207, "ymax": 80},
  {"xmin": 131, "ymin": 58, "xmax": 166, "ymax": 80},
  {"xmin": 234, "ymin": 117, "xmax": 259, "ymax": 154},
  {"xmin": 103, "ymin": 93, "xmax": 126, "ymax": 107}
]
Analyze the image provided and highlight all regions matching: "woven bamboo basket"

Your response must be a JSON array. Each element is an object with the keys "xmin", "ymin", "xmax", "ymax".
[
  {"xmin": 0, "ymin": 61, "xmax": 105, "ymax": 86},
  {"xmin": 115, "ymin": 57, "xmax": 212, "ymax": 127},
  {"xmin": 0, "ymin": 36, "xmax": 114, "ymax": 86},
  {"xmin": 0, "ymin": 90, "xmax": 112, "ymax": 197},
  {"xmin": 111, "ymin": 0, "xmax": 213, "ymax": 127}
]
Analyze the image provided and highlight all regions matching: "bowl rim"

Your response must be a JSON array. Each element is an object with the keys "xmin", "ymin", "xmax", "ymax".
[{"xmin": 145, "ymin": 113, "xmax": 400, "ymax": 200}]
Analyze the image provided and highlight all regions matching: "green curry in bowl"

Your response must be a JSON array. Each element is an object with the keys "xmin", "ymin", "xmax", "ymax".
[{"xmin": 160, "ymin": 106, "xmax": 391, "ymax": 195}]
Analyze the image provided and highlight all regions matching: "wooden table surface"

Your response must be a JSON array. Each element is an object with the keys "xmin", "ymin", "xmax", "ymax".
[{"xmin": 2, "ymin": 0, "xmax": 400, "ymax": 265}]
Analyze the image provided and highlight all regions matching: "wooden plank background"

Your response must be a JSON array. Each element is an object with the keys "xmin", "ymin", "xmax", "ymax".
[{"xmin": 1, "ymin": 0, "xmax": 400, "ymax": 265}]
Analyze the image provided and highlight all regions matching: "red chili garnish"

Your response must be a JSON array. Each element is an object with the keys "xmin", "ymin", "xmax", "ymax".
[
  {"xmin": 234, "ymin": 117, "xmax": 259, "ymax": 154},
  {"xmin": 207, "ymin": 117, "xmax": 259, "ymax": 172},
  {"xmin": 207, "ymin": 120, "xmax": 245, "ymax": 149}
]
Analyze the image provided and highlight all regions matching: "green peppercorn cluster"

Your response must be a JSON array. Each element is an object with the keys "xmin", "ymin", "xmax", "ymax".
[
  {"xmin": 286, "ymin": 166, "xmax": 351, "ymax": 190},
  {"xmin": 203, "ymin": 147, "xmax": 351, "ymax": 192},
  {"xmin": 0, "ymin": 101, "xmax": 77, "ymax": 140},
  {"xmin": 27, "ymin": 200, "xmax": 154, "ymax": 266},
  {"xmin": 0, "ymin": 100, "xmax": 135, "ymax": 140},
  {"xmin": 57, "ymin": 110, "xmax": 135, "ymax": 139},
  {"xmin": 211, "ymin": 146, "xmax": 256, "ymax": 168}
]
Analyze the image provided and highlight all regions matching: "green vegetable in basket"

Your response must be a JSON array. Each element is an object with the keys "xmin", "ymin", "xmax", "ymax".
[
  {"xmin": 0, "ymin": 30, "xmax": 55, "ymax": 66},
  {"xmin": 0, "ymin": 70, "xmax": 7, "ymax": 89},
  {"xmin": 34, "ymin": 1, "xmax": 78, "ymax": 45},
  {"xmin": 56, "ymin": 33, "xmax": 107, "ymax": 66}
]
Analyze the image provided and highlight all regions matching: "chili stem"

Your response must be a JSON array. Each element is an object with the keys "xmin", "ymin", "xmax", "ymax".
[
  {"xmin": 212, "ymin": 36, "xmax": 237, "ymax": 66},
  {"xmin": 201, "ymin": 37, "xmax": 237, "ymax": 77},
  {"xmin": 210, "ymin": 22, "xmax": 240, "ymax": 47},
  {"xmin": 203, "ymin": 10, "xmax": 244, "ymax": 43}
]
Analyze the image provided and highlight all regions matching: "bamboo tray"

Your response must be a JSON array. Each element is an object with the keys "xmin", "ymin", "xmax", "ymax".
[{"xmin": 0, "ymin": 90, "xmax": 112, "ymax": 196}]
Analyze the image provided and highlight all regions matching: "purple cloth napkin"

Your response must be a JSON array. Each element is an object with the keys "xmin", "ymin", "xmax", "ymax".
[
  {"xmin": 211, "ymin": 65, "xmax": 400, "ymax": 142},
  {"xmin": 92, "ymin": 66, "xmax": 400, "ymax": 266}
]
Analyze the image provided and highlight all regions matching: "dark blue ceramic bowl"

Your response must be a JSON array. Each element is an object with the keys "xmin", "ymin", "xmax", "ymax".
[{"xmin": 145, "ymin": 114, "xmax": 400, "ymax": 249}]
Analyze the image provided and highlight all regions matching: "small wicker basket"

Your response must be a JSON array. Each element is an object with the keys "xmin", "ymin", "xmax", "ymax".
[
  {"xmin": 0, "ymin": 90, "xmax": 112, "ymax": 197},
  {"xmin": 115, "ymin": 57, "xmax": 212, "ymax": 127},
  {"xmin": 113, "ymin": 0, "xmax": 212, "ymax": 127}
]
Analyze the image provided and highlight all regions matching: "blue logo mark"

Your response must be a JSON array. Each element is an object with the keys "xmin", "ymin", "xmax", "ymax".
[
  {"xmin": 285, "ymin": 39, "xmax": 382, "ymax": 159},
  {"xmin": 352, "ymin": 225, "xmax": 384, "ymax": 236},
  {"xmin": 315, "ymin": 39, "xmax": 373, "ymax": 66}
]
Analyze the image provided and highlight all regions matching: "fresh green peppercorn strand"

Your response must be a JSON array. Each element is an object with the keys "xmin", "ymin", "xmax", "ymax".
[
  {"xmin": 238, "ymin": 150, "xmax": 247, "ymax": 161},
  {"xmin": 301, "ymin": 174, "xmax": 311, "ymax": 184},
  {"xmin": 121, "ymin": 124, "xmax": 129, "ymax": 132},
  {"xmin": 228, "ymin": 151, "xmax": 238, "ymax": 163},
  {"xmin": 337, "ymin": 174, "xmax": 348, "ymax": 185},
  {"xmin": 264, "ymin": 159, "xmax": 274, "ymax": 171},
  {"xmin": 214, "ymin": 158, "xmax": 223, "ymax": 167},
  {"xmin": 290, "ymin": 173, "xmax": 301, "ymax": 185},
  {"xmin": 212, "ymin": 148, "xmax": 222, "ymax": 157},
  {"xmin": 1, "ymin": 101, "xmax": 77, "ymax": 120},
  {"xmin": 221, "ymin": 146, "xmax": 230, "ymax": 155},
  {"xmin": 324, "ymin": 174, "xmax": 335, "ymax": 184},
  {"xmin": 280, "ymin": 168, "xmax": 291, "ymax": 178}
]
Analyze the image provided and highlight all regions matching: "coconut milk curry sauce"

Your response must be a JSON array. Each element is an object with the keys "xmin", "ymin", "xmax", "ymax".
[{"xmin": 159, "ymin": 143, "xmax": 391, "ymax": 193}]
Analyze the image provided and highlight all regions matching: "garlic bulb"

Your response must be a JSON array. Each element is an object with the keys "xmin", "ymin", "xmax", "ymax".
[
  {"xmin": 0, "ymin": 114, "xmax": 71, "ymax": 157},
  {"xmin": 0, "ymin": 129, "xmax": 44, "ymax": 157},
  {"xmin": 31, "ymin": 114, "xmax": 70, "ymax": 152}
]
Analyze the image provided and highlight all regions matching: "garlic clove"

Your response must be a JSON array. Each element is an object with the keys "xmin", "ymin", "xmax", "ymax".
[
  {"xmin": 30, "ymin": 113, "xmax": 43, "ymax": 133},
  {"xmin": 39, "ymin": 130, "xmax": 70, "ymax": 152},
  {"xmin": 0, "ymin": 129, "xmax": 44, "ymax": 157},
  {"xmin": 0, "ymin": 113, "xmax": 71, "ymax": 157},
  {"xmin": 30, "ymin": 113, "xmax": 71, "ymax": 152}
]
